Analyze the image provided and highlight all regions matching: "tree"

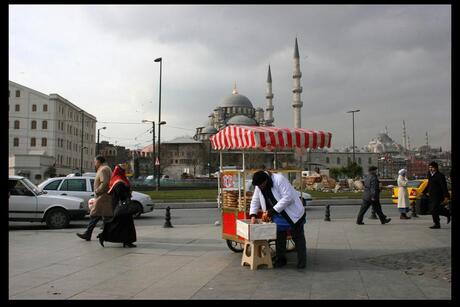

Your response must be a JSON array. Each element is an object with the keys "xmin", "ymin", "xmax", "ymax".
[{"xmin": 44, "ymin": 165, "xmax": 56, "ymax": 179}]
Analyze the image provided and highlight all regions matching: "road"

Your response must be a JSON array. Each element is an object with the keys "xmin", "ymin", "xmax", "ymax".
[{"xmin": 8, "ymin": 204, "xmax": 405, "ymax": 231}]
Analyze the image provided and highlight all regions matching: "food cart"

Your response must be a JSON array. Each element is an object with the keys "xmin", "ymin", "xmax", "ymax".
[{"xmin": 210, "ymin": 125, "xmax": 332, "ymax": 253}]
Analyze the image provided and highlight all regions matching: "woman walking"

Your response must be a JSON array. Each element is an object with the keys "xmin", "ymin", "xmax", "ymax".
[
  {"xmin": 97, "ymin": 164, "xmax": 137, "ymax": 248},
  {"xmin": 397, "ymin": 169, "xmax": 411, "ymax": 219}
]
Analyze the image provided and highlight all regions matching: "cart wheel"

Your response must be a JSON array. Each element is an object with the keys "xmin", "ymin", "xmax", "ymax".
[
  {"xmin": 226, "ymin": 240, "xmax": 244, "ymax": 253},
  {"xmin": 268, "ymin": 239, "xmax": 296, "ymax": 253}
]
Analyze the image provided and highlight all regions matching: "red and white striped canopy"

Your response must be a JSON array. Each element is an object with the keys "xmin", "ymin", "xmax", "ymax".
[{"xmin": 210, "ymin": 125, "xmax": 332, "ymax": 150}]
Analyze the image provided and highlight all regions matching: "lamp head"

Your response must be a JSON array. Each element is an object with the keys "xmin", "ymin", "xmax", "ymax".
[
  {"xmin": 159, "ymin": 121, "xmax": 167, "ymax": 125},
  {"xmin": 154, "ymin": 57, "xmax": 162, "ymax": 62}
]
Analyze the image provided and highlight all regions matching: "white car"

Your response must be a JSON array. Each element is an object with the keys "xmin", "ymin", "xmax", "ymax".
[
  {"xmin": 244, "ymin": 179, "xmax": 312, "ymax": 206},
  {"xmin": 38, "ymin": 176, "xmax": 154, "ymax": 218},
  {"xmin": 9, "ymin": 176, "xmax": 86, "ymax": 229}
]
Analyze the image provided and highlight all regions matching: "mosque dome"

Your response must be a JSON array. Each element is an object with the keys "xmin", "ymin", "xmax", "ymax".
[
  {"xmin": 227, "ymin": 115, "xmax": 257, "ymax": 126},
  {"xmin": 202, "ymin": 126, "xmax": 218, "ymax": 134},
  {"xmin": 219, "ymin": 84, "xmax": 254, "ymax": 108}
]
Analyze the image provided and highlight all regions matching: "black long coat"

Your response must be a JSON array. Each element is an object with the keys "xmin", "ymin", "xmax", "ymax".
[
  {"xmin": 100, "ymin": 182, "xmax": 137, "ymax": 244},
  {"xmin": 424, "ymin": 171, "xmax": 449, "ymax": 205},
  {"xmin": 362, "ymin": 173, "xmax": 380, "ymax": 202}
]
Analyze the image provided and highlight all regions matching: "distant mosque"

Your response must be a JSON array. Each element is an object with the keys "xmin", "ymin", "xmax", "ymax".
[{"xmin": 194, "ymin": 38, "xmax": 303, "ymax": 141}]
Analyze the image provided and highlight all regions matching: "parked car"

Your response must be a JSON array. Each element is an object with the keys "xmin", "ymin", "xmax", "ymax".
[
  {"xmin": 9, "ymin": 176, "xmax": 86, "ymax": 229},
  {"xmin": 391, "ymin": 179, "xmax": 428, "ymax": 205},
  {"xmin": 38, "ymin": 176, "xmax": 154, "ymax": 218}
]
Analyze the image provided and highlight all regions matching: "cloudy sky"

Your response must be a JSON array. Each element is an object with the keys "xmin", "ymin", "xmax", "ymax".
[{"xmin": 9, "ymin": 5, "xmax": 451, "ymax": 151}]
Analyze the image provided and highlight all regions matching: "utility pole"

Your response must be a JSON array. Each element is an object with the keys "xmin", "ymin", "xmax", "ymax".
[{"xmin": 347, "ymin": 110, "xmax": 360, "ymax": 164}]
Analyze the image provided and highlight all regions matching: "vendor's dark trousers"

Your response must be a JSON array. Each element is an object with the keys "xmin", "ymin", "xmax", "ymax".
[
  {"xmin": 431, "ymin": 201, "xmax": 450, "ymax": 226},
  {"xmin": 357, "ymin": 200, "xmax": 387, "ymax": 224},
  {"xmin": 275, "ymin": 219, "xmax": 307, "ymax": 267}
]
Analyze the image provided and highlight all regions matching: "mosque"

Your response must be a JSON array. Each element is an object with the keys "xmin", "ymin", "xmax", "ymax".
[{"xmin": 194, "ymin": 38, "xmax": 303, "ymax": 141}]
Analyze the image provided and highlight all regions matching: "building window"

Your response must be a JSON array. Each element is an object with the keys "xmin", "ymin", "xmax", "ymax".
[
  {"xmin": 368, "ymin": 157, "xmax": 372, "ymax": 164},
  {"xmin": 337, "ymin": 157, "xmax": 341, "ymax": 164},
  {"xmin": 14, "ymin": 120, "xmax": 20, "ymax": 129},
  {"xmin": 41, "ymin": 138, "xmax": 47, "ymax": 146},
  {"xmin": 358, "ymin": 157, "xmax": 362, "ymax": 164},
  {"xmin": 42, "ymin": 120, "xmax": 48, "ymax": 129},
  {"xmin": 13, "ymin": 138, "xmax": 19, "ymax": 147},
  {"xmin": 31, "ymin": 138, "xmax": 36, "ymax": 147},
  {"xmin": 15, "ymin": 90, "xmax": 20, "ymax": 97},
  {"xmin": 32, "ymin": 104, "xmax": 37, "ymax": 112},
  {"xmin": 326, "ymin": 157, "xmax": 330, "ymax": 164},
  {"xmin": 31, "ymin": 120, "xmax": 37, "ymax": 129},
  {"xmin": 15, "ymin": 104, "xmax": 20, "ymax": 112},
  {"xmin": 43, "ymin": 104, "xmax": 48, "ymax": 112}
]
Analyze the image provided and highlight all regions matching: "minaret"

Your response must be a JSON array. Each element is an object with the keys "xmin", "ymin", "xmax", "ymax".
[
  {"xmin": 402, "ymin": 120, "xmax": 407, "ymax": 150},
  {"xmin": 292, "ymin": 37, "xmax": 303, "ymax": 128},
  {"xmin": 265, "ymin": 65, "xmax": 274, "ymax": 126},
  {"xmin": 425, "ymin": 132, "xmax": 429, "ymax": 147}
]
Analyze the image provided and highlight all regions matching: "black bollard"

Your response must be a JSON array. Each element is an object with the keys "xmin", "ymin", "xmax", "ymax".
[
  {"xmin": 324, "ymin": 205, "xmax": 331, "ymax": 221},
  {"xmin": 163, "ymin": 206, "xmax": 173, "ymax": 228},
  {"xmin": 410, "ymin": 202, "xmax": 418, "ymax": 218}
]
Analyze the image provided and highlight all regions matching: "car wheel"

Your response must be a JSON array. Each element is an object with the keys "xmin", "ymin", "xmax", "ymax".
[
  {"xmin": 45, "ymin": 208, "xmax": 70, "ymax": 229},
  {"xmin": 132, "ymin": 201, "xmax": 143, "ymax": 219},
  {"xmin": 226, "ymin": 240, "xmax": 244, "ymax": 253}
]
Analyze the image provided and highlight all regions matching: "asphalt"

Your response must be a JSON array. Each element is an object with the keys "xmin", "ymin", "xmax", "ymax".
[{"xmin": 9, "ymin": 211, "xmax": 451, "ymax": 300}]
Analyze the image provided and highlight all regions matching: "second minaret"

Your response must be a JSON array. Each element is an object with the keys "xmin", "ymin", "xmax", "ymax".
[{"xmin": 292, "ymin": 37, "xmax": 303, "ymax": 128}]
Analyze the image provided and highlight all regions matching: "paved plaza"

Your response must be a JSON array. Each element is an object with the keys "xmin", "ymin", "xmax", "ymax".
[{"xmin": 9, "ymin": 214, "xmax": 451, "ymax": 300}]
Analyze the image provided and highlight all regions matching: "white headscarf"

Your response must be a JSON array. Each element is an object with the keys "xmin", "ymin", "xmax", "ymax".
[{"xmin": 398, "ymin": 169, "xmax": 407, "ymax": 176}]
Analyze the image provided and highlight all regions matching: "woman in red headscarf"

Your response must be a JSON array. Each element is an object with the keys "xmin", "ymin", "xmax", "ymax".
[{"xmin": 97, "ymin": 164, "xmax": 137, "ymax": 248}]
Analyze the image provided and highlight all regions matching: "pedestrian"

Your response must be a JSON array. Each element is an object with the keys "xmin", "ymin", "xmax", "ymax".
[
  {"xmin": 397, "ymin": 169, "xmax": 411, "ymax": 219},
  {"xmin": 250, "ymin": 170, "xmax": 307, "ymax": 269},
  {"xmin": 76, "ymin": 156, "xmax": 112, "ymax": 241},
  {"xmin": 356, "ymin": 166, "xmax": 392, "ymax": 225},
  {"xmin": 423, "ymin": 161, "xmax": 450, "ymax": 229},
  {"xmin": 97, "ymin": 164, "xmax": 137, "ymax": 248}
]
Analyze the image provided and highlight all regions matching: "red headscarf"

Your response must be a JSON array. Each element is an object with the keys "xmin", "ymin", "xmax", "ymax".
[{"xmin": 108, "ymin": 164, "xmax": 130, "ymax": 194}]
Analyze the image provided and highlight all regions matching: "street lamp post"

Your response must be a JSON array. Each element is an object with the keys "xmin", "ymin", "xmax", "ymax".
[
  {"xmin": 157, "ymin": 121, "xmax": 166, "ymax": 191},
  {"xmin": 154, "ymin": 57, "xmax": 163, "ymax": 190},
  {"xmin": 142, "ymin": 120, "xmax": 156, "ymax": 181},
  {"xmin": 80, "ymin": 110, "xmax": 84, "ymax": 175},
  {"xmin": 97, "ymin": 126, "xmax": 107, "ymax": 156},
  {"xmin": 346, "ymin": 109, "xmax": 360, "ymax": 164}
]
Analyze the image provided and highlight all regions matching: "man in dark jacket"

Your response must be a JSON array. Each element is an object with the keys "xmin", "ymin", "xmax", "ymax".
[
  {"xmin": 424, "ymin": 161, "xmax": 450, "ymax": 229},
  {"xmin": 356, "ymin": 166, "xmax": 392, "ymax": 225}
]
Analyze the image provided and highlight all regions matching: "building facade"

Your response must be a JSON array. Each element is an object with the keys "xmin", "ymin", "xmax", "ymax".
[{"xmin": 9, "ymin": 81, "xmax": 97, "ymax": 182}]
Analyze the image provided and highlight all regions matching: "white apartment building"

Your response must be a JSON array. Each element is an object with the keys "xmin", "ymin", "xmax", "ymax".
[{"xmin": 9, "ymin": 81, "xmax": 97, "ymax": 183}]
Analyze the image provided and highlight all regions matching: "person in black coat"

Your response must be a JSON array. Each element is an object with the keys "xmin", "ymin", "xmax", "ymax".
[
  {"xmin": 423, "ymin": 161, "xmax": 450, "ymax": 229},
  {"xmin": 356, "ymin": 166, "xmax": 392, "ymax": 225},
  {"xmin": 97, "ymin": 164, "xmax": 137, "ymax": 247}
]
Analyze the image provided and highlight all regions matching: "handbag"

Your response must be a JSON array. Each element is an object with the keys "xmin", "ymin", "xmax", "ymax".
[{"xmin": 113, "ymin": 198, "xmax": 139, "ymax": 217}]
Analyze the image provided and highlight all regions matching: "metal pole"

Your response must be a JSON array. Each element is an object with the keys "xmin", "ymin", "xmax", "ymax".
[
  {"xmin": 97, "ymin": 129, "xmax": 100, "ymax": 156},
  {"xmin": 152, "ymin": 122, "xmax": 156, "ymax": 180},
  {"xmin": 80, "ymin": 110, "xmax": 84, "ymax": 175},
  {"xmin": 157, "ymin": 59, "xmax": 162, "ymax": 191},
  {"xmin": 352, "ymin": 112, "xmax": 355, "ymax": 164}
]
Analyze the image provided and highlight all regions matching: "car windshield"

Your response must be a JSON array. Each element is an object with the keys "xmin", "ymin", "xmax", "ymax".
[
  {"xmin": 407, "ymin": 181, "xmax": 423, "ymax": 188},
  {"xmin": 21, "ymin": 178, "xmax": 42, "ymax": 194}
]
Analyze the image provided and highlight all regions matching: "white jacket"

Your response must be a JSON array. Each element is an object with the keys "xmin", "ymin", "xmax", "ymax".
[
  {"xmin": 249, "ymin": 173, "xmax": 305, "ymax": 224},
  {"xmin": 397, "ymin": 175, "xmax": 410, "ymax": 208}
]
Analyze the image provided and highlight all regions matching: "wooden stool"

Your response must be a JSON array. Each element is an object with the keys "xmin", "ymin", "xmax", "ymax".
[{"xmin": 241, "ymin": 240, "xmax": 273, "ymax": 270}]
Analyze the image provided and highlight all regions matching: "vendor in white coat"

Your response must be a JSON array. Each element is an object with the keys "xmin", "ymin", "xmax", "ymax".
[
  {"xmin": 397, "ymin": 168, "xmax": 411, "ymax": 219},
  {"xmin": 249, "ymin": 170, "xmax": 307, "ymax": 269}
]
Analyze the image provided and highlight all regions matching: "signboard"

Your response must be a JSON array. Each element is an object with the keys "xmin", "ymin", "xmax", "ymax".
[{"xmin": 221, "ymin": 171, "xmax": 239, "ymax": 190}]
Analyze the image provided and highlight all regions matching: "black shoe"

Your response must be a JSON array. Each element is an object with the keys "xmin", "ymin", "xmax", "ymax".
[
  {"xmin": 297, "ymin": 261, "xmax": 306, "ymax": 269},
  {"xmin": 430, "ymin": 225, "xmax": 441, "ymax": 229},
  {"xmin": 356, "ymin": 222, "xmax": 365, "ymax": 225},
  {"xmin": 76, "ymin": 233, "xmax": 91, "ymax": 241},
  {"xmin": 447, "ymin": 215, "xmax": 451, "ymax": 224},
  {"xmin": 97, "ymin": 234, "xmax": 104, "ymax": 247},
  {"xmin": 381, "ymin": 218, "xmax": 391, "ymax": 225},
  {"xmin": 273, "ymin": 257, "xmax": 287, "ymax": 268},
  {"xmin": 123, "ymin": 243, "xmax": 136, "ymax": 248}
]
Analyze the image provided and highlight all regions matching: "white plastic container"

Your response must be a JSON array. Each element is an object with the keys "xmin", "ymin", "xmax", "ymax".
[{"xmin": 236, "ymin": 219, "xmax": 277, "ymax": 241}]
